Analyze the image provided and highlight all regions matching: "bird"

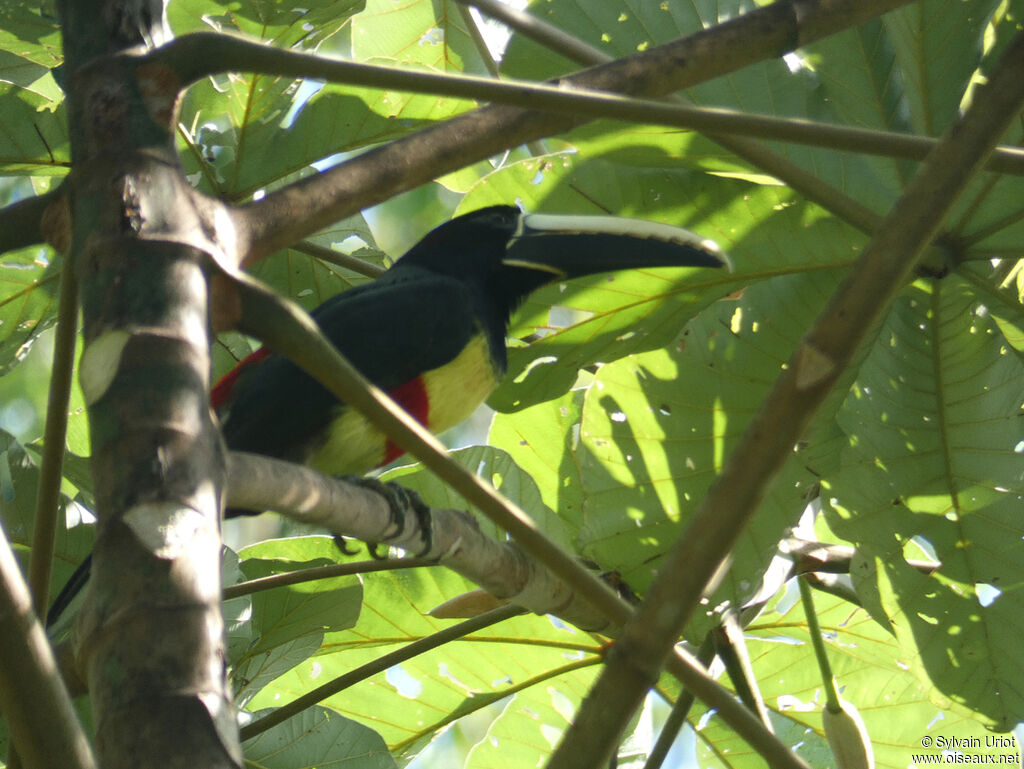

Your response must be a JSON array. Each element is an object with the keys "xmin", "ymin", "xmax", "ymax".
[
  {"xmin": 214, "ymin": 204, "xmax": 727, "ymax": 478},
  {"xmin": 47, "ymin": 204, "xmax": 727, "ymax": 625}
]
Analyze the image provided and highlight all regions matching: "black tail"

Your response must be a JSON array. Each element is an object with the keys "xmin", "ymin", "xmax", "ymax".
[
  {"xmin": 46, "ymin": 507, "xmax": 261, "ymax": 627},
  {"xmin": 47, "ymin": 552, "xmax": 92, "ymax": 627}
]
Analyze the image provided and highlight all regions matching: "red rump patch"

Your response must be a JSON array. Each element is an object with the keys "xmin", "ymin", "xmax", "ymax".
[
  {"xmin": 382, "ymin": 377, "xmax": 429, "ymax": 465},
  {"xmin": 210, "ymin": 347, "xmax": 271, "ymax": 410},
  {"xmin": 211, "ymin": 349, "xmax": 428, "ymax": 469}
]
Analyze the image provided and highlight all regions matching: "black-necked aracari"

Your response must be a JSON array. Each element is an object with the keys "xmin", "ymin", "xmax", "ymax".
[
  {"xmin": 46, "ymin": 205, "xmax": 726, "ymax": 626},
  {"xmin": 214, "ymin": 204, "xmax": 727, "ymax": 480}
]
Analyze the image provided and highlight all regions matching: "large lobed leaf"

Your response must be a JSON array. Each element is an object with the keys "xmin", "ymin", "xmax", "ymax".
[
  {"xmin": 821, "ymin": 276, "xmax": 1024, "ymax": 730},
  {"xmin": 244, "ymin": 538, "xmax": 601, "ymax": 767},
  {"xmin": 691, "ymin": 581, "xmax": 1009, "ymax": 769}
]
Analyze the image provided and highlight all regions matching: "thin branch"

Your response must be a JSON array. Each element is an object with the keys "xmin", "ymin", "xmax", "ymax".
[
  {"xmin": 459, "ymin": 4, "xmax": 500, "ymax": 78},
  {"xmin": 0, "ymin": 524, "xmax": 95, "ymax": 769},
  {"xmin": 152, "ymin": 32, "xmax": 1024, "ymax": 182},
  {"xmin": 786, "ymin": 537, "xmax": 939, "ymax": 577},
  {"xmin": 454, "ymin": 2, "xmax": 547, "ymax": 156},
  {"xmin": 548, "ymin": 30, "xmax": 1024, "ymax": 769},
  {"xmin": 661, "ymin": 645, "xmax": 809, "ymax": 769},
  {"xmin": 28, "ymin": 260, "xmax": 77, "ymax": 614},
  {"xmin": 801, "ymin": 571, "xmax": 862, "ymax": 607},
  {"xmin": 712, "ymin": 612, "xmax": 773, "ymax": 731},
  {"xmin": 786, "ymin": 539, "xmax": 856, "ymax": 574},
  {"xmin": 222, "ymin": 556, "xmax": 435, "ymax": 599},
  {"xmin": 239, "ymin": 603, "xmax": 526, "ymax": 740},
  {"xmin": 799, "ymin": 577, "xmax": 841, "ymax": 710},
  {"xmin": 644, "ymin": 636, "xmax": 716, "ymax": 769},
  {"xmin": 461, "ymin": 0, "xmax": 606, "ymax": 65},
  {"xmin": 224, "ymin": 0, "xmax": 916, "ymax": 260},
  {"xmin": 390, "ymin": 655, "xmax": 600, "ymax": 753},
  {"xmin": 289, "ymin": 240, "xmax": 385, "ymax": 277},
  {"xmin": 13, "ymin": 266, "xmax": 78, "ymax": 769}
]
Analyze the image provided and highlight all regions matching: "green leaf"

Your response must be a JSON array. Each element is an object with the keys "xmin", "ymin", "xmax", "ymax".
[
  {"xmin": 502, "ymin": 0, "xmax": 899, "ymax": 207},
  {"xmin": 693, "ymin": 581, "xmax": 1004, "ymax": 769},
  {"xmin": 0, "ymin": 246, "xmax": 61, "ymax": 375},
  {"xmin": 0, "ymin": 86, "xmax": 69, "ymax": 176},
  {"xmin": 0, "ymin": 50, "xmax": 61, "ymax": 102},
  {"xmin": 0, "ymin": 6, "xmax": 63, "ymax": 71},
  {"xmin": 822, "ymin": 276, "xmax": 1024, "ymax": 729},
  {"xmin": 0, "ymin": 429, "xmax": 94, "ymax": 607},
  {"xmin": 167, "ymin": 0, "xmax": 363, "ymax": 49},
  {"xmin": 801, "ymin": 18, "xmax": 915, "ymax": 201},
  {"xmin": 351, "ymin": 0, "xmax": 486, "ymax": 74},
  {"xmin": 175, "ymin": 0, "xmax": 479, "ymax": 200},
  {"xmin": 488, "ymin": 386, "xmax": 587, "ymax": 531},
  {"xmin": 223, "ymin": 547, "xmax": 325, "ymax": 709},
  {"xmin": 233, "ymin": 635, "xmax": 324, "ymax": 709},
  {"xmin": 239, "ymin": 536, "xmax": 363, "ymax": 653},
  {"xmin": 179, "ymin": 72, "xmax": 473, "ymax": 200},
  {"xmin": 959, "ymin": 262, "xmax": 1024, "ymax": 362},
  {"xmin": 882, "ymin": 0, "xmax": 999, "ymax": 135},
  {"xmin": 246, "ymin": 563, "xmax": 599, "ymax": 763},
  {"xmin": 244, "ymin": 220, "xmax": 379, "ymax": 306},
  {"xmin": 242, "ymin": 705, "xmax": 396, "ymax": 769},
  {"xmin": 0, "ymin": 8, "xmax": 65, "ymax": 182},
  {"xmin": 576, "ymin": 270, "xmax": 846, "ymax": 612}
]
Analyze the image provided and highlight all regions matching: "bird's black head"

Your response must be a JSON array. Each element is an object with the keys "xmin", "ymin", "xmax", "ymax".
[
  {"xmin": 396, "ymin": 204, "xmax": 729, "ymax": 325},
  {"xmin": 395, "ymin": 205, "xmax": 550, "ymax": 329}
]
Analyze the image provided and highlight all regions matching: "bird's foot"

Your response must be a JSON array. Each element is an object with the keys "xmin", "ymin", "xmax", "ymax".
[{"xmin": 338, "ymin": 476, "xmax": 433, "ymax": 558}]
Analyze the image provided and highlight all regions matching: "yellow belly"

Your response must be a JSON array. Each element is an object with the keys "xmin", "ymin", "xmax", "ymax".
[
  {"xmin": 309, "ymin": 333, "xmax": 499, "ymax": 474},
  {"xmin": 420, "ymin": 333, "xmax": 499, "ymax": 434}
]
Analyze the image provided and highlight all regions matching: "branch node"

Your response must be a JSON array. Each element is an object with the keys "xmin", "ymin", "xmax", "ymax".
[{"xmin": 794, "ymin": 342, "xmax": 837, "ymax": 390}]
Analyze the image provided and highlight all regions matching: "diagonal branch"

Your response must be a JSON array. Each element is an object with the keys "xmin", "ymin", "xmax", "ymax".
[
  {"xmin": 549, "ymin": 30, "xmax": 1024, "ymax": 769},
  {"xmin": 644, "ymin": 637, "xmax": 716, "ymax": 769},
  {"xmin": 228, "ymin": 274, "xmax": 812, "ymax": 769},
  {"xmin": 239, "ymin": 604, "xmax": 528, "ymax": 741}
]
